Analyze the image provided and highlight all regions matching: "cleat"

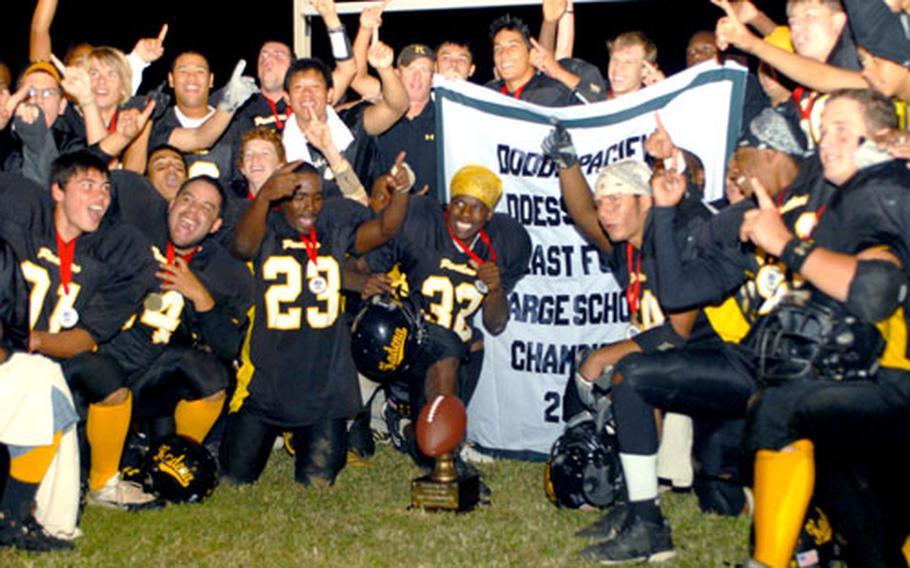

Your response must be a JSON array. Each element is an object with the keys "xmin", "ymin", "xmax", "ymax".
[
  {"xmin": 575, "ymin": 501, "xmax": 631, "ymax": 539},
  {"xmin": 580, "ymin": 516, "xmax": 676, "ymax": 564},
  {"xmin": 0, "ymin": 514, "xmax": 74, "ymax": 552},
  {"xmin": 459, "ymin": 443, "xmax": 494, "ymax": 465},
  {"xmin": 382, "ymin": 400, "xmax": 412, "ymax": 454},
  {"xmin": 87, "ymin": 474, "xmax": 158, "ymax": 510}
]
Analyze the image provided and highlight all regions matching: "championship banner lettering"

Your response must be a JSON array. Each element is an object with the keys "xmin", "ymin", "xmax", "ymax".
[{"xmin": 434, "ymin": 61, "xmax": 746, "ymax": 456}]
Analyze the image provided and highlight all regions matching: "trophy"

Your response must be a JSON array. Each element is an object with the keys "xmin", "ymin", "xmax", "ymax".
[{"xmin": 410, "ymin": 394, "xmax": 481, "ymax": 512}]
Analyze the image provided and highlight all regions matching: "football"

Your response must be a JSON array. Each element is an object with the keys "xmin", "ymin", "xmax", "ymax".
[{"xmin": 415, "ymin": 394, "xmax": 467, "ymax": 457}]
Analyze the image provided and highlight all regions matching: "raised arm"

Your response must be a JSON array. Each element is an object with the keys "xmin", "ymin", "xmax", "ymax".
[
  {"xmin": 168, "ymin": 60, "xmax": 257, "ymax": 152},
  {"xmin": 29, "ymin": 0, "xmax": 58, "ymax": 62},
  {"xmin": 713, "ymin": 0, "xmax": 866, "ymax": 92},
  {"xmin": 362, "ymin": 41, "xmax": 408, "ymax": 135},
  {"xmin": 350, "ymin": 3, "xmax": 384, "ymax": 99},
  {"xmin": 542, "ymin": 123, "xmax": 613, "ymax": 252},
  {"xmin": 352, "ymin": 152, "xmax": 411, "ymax": 254},
  {"xmin": 307, "ymin": 0, "xmax": 358, "ymax": 104},
  {"xmin": 232, "ymin": 162, "xmax": 303, "ymax": 259}
]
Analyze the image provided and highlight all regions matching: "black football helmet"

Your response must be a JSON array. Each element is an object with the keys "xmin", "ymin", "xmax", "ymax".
[
  {"xmin": 351, "ymin": 293, "xmax": 427, "ymax": 383},
  {"xmin": 752, "ymin": 291, "xmax": 884, "ymax": 385},
  {"xmin": 545, "ymin": 413, "xmax": 625, "ymax": 509},
  {"xmin": 144, "ymin": 435, "xmax": 218, "ymax": 504}
]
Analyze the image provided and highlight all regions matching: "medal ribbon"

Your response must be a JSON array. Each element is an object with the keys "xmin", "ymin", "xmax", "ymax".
[
  {"xmin": 792, "ymin": 87, "xmax": 813, "ymax": 121},
  {"xmin": 265, "ymin": 96, "xmax": 285, "ymax": 130},
  {"xmin": 166, "ymin": 242, "xmax": 200, "ymax": 265},
  {"xmin": 56, "ymin": 232, "xmax": 76, "ymax": 295},
  {"xmin": 299, "ymin": 229, "xmax": 319, "ymax": 265},
  {"xmin": 107, "ymin": 108, "xmax": 119, "ymax": 134},
  {"xmin": 500, "ymin": 81, "xmax": 527, "ymax": 100},
  {"xmin": 444, "ymin": 212, "xmax": 497, "ymax": 264},
  {"xmin": 625, "ymin": 243, "xmax": 642, "ymax": 317}
]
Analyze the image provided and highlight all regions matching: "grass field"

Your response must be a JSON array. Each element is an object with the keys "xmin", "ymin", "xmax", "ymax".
[{"xmin": 0, "ymin": 444, "xmax": 750, "ymax": 567}]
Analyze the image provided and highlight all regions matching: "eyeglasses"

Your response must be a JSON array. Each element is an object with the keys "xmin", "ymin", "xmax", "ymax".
[{"xmin": 27, "ymin": 87, "xmax": 61, "ymax": 100}]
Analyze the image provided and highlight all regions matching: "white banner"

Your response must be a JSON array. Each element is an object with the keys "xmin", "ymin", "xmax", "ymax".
[{"xmin": 434, "ymin": 61, "xmax": 747, "ymax": 457}]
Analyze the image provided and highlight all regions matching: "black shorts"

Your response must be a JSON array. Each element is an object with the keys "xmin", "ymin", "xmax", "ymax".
[{"xmin": 128, "ymin": 346, "xmax": 229, "ymax": 421}]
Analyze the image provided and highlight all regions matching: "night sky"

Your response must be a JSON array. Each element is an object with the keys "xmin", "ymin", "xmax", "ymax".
[{"xmin": 2, "ymin": 1, "xmax": 786, "ymax": 94}]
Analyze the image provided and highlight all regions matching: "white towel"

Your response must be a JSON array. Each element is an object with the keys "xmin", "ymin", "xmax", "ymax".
[{"xmin": 282, "ymin": 107, "xmax": 354, "ymax": 168}]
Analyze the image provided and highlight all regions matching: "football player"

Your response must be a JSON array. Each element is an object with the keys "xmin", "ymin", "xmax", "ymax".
[
  {"xmin": 542, "ymin": 125, "xmax": 720, "ymax": 563},
  {"xmin": 221, "ymin": 158, "xmax": 409, "ymax": 486},
  {"xmin": 101, "ymin": 175, "xmax": 253, "ymax": 448},
  {"xmin": 565, "ymin": 109, "xmax": 834, "ymax": 564},
  {"xmin": 0, "ymin": 151, "xmax": 157, "ymax": 509},
  {"xmin": 742, "ymin": 89, "xmax": 910, "ymax": 567},
  {"xmin": 358, "ymin": 164, "xmax": 532, "ymax": 469},
  {"xmin": 0, "ymin": 237, "xmax": 77, "ymax": 551}
]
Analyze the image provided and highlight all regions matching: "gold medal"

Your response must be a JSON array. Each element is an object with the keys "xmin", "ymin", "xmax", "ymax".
[{"xmin": 144, "ymin": 293, "xmax": 163, "ymax": 312}]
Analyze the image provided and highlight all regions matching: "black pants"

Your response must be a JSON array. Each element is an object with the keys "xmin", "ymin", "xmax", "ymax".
[
  {"xmin": 220, "ymin": 409, "xmax": 347, "ymax": 486},
  {"xmin": 746, "ymin": 368, "xmax": 910, "ymax": 567},
  {"xmin": 127, "ymin": 346, "xmax": 228, "ymax": 422},
  {"xmin": 61, "ymin": 351, "xmax": 125, "ymax": 416},
  {"xmin": 611, "ymin": 345, "xmax": 756, "ymax": 456}
]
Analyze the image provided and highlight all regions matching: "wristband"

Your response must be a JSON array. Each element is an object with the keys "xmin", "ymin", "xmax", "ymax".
[
  {"xmin": 779, "ymin": 237, "xmax": 818, "ymax": 274},
  {"xmin": 328, "ymin": 27, "xmax": 353, "ymax": 61}
]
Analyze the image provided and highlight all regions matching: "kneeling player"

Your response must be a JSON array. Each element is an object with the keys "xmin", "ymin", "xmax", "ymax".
[
  {"xmin": 0, "ymin": 238, "xmax": 78, "ymax": 551},
  {"xmin": 358, "ymin": 165, "xmax": 531, "ymax": 471},
  {"xmin": 101, "ymin": 176, "xmax": 253, "ymax": 448},
  {"xmin": 0, "ymin": 153, "xmax": 158, "ymax": 509},
  {"xmin": 222, "ymin": 161, "xmax": 409, "ymax": 486}
]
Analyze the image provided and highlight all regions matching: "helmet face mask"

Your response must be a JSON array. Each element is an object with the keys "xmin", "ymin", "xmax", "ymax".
[
  {"xmin": 351, "ymin": 293, "xmax": 427, "ymax": 382},
  {"xmin": 754, "ymin": 292, "xmax": 884, "ymax": 385},
  {"xmin": 545, "ymin": 415, "xmax": 624, "ymax": 509}
]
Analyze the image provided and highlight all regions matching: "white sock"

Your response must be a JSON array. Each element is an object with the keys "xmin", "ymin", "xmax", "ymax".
[{"xmin": 619, "ymin": 452, "xmax": 658, "ymax": 502}]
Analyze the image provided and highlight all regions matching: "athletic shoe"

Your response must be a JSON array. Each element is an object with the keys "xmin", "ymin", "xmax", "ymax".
[
  {"xmin": 87, "ymin": 473, "xmax": 158, "ymax": 510},
  {"xmin": 459, "ymin": 443, "xmax": 495, "ymax": 464},
  {"xmin": 580, "ymin": 516, "xmax": 676, "ymax": 564},
  {"xmin": 382, "ymin": 400, "xmax": 412, "ymax": 454},
  {"xmin": 0, "ymin": 513, "xmax": 73, "ymax": 552},
  {"xmin": 575, "ymin": 501, "xmax": 631, "ymax": 539}
]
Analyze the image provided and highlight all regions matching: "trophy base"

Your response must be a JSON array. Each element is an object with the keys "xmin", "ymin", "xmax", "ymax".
[{"xmin": 410, "ymin": 471, "xmax": 480, "ymax": 512}]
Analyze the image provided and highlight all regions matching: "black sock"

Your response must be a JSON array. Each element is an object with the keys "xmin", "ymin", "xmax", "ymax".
[
  {"xmin": 629, "ymin": 498, "xmax": 662, "ymax": 524},
  {"xmin": 0, "ymin": 478, "xmax": 38, "ymax": 522}
]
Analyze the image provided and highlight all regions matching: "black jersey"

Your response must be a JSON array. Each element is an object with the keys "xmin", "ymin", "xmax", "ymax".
[
  {"xmin": 150, "ymin": 107, "xmax": 234, "ymax": 185},
  {"xmin": 108, "ymin": 170, "xmax": 169, "ymax": 239},
  {"xmin": 375, "ymin": 101, "xmax": 438, "ymax": 202},
  {"xmin": 0, "ymin": 173, "xmax": 155, "ymax": 344},
  {"xmin": 231, "ymin": 198, "xmax": 371, "ymax": 427},
  {"xmin": 0, "ymin": 237, "xmax": 30, "ymax": 351},
  {"xmin": 234, "ymin": 93, "xmax": 289, "ymax": 133},
  {"xmin": 366, "ymin": 197, "xmax": 532, "ymax": 343},
  {"xmin": 809, "ymin": 160, "xmax": 910, "ymax": 371},
  {"xmin": 652, "ymin": 157, "xmax": 833, "ymax": 343},
  {"xmin": 602, "ymin": 196, "xmax": 717, "ymax": 347},
  {"xmin": 485, "ymin": 73, "xmax": 579, "ymax": 107},
  {"xmin": 100, "ymin": 208, "xmax": 254, "ymax": 376}
]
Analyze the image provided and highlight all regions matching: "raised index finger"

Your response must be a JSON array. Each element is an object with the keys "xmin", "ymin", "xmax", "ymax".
[
  {"xmin": 158, "ymin": 24, "xmax": 169, "ymax": 43},
  {"xmin": 750, "ymin": 177, "xmax": 775, "ymax": 209}
]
